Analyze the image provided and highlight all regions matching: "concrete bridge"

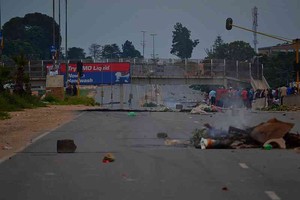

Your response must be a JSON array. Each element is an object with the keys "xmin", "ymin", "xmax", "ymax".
[{"xmin": 14, "ymin": 58, "xmax": 267, "ymax": 90}]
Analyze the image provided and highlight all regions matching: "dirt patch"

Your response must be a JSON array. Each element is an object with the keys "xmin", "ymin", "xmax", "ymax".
[{"xmin": 0, "ymin": 105, "xmax": 95, "ymax": 160}]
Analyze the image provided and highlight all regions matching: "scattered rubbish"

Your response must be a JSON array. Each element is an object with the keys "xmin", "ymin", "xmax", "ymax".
[
  {"xmin": 164, "ymin": 139, "xmax": 182, "ymax": 146},
  {"xmin": 222, "ymin": 187, "xmax": 228, "ymax": 191},
  {"xmin": 191, "ymin": 104, "xmax": 222, "ymax": 114},
  {"xmin": 263, "ymin": 138, "xmax": 286, "ymax": 149},
  {"xmin": 57, "ymin": 139, "xmax": 77, "ymax": 153},
  {"xmin": 157, "ymin": 132, "xmax": 168, "ymax": 139},
  {"xmin": 263, "ymin": 144, "xmax": 273, "ymax": 150},
  {"xmin": 294, "ymin": 147, "xmax": 300, "ymax": 154},
  {"xmin": 200, "ymin": 138, "xmax": 216, "ymax": 149},
  {"xmin": 103, "ymin": 153, "xmax": 115, "ymax": 163},
  {"xmin": 128, "ymin": 112, "xmax": 136, "ymax": 117},
  {"xmin": 250, "ymin": 118, "xmax": 294, "ymax": 144},
  {"xmin": 283, "ymin": 133, "xmax": 300, "ymax": 148},
  {"xmin": 190, "ymin": 118, "xmax": 299, "ymax": 150},
  {"xmin": 2, "ymin": 145, "xmax": 12, "ymax": 150},
  {"xmin": 283, "ymin": 113, "xmax": 286, "ymax": 116}
]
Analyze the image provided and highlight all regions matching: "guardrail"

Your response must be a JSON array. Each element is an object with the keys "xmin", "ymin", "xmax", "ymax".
[{"xmin": 3, "ymin": 59, "xmax": 262, "ymax": 82}]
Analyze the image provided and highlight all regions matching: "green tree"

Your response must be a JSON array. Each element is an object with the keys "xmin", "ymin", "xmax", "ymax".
[
  {"xmin": 205, "ymin": 35, "xmax": 228, "ymax": 59},
  {"xmin": 67, "ymin": 47, "xmax": 86, "ymax": 60},
  {"xmin": 3, "ymin": 12, "xmax": 61, "ymax": 59},
  {"xmin": 121, "ymin": 40, "xmax": 142, "ymax": 58},
  {"xmin": 102, "ymin": 44, "xmax": 121, "ymax": 59},
  {"xmin": 170, "ymin": 22, "xmax": 199, "ymax": 60},
  {"xmin": 227, "ymin": 41, "xmax": 255, "ymax": 61},
  {"xmin": 261, "ymin": 52, "xmax": 295, "ymax": 88},
  {"xmin": 0, "ymin": 66, "xmax": 13, "ymax": 93},
  {"xmin": 88, "ymin": 43, "xmax": 102, "ymax": 60}
]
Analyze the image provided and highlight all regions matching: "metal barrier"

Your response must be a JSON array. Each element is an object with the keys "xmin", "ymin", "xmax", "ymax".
[{"xmin": 2, "ymin": 58, "xmax": 263, "ymax": 81}]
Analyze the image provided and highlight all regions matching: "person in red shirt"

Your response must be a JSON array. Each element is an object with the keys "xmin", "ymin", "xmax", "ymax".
[{"xmin": 241, "ymin": 89, "xmax": 248, "ymax": 108}]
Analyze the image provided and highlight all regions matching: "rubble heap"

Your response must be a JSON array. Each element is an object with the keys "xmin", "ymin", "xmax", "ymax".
[{"xmin": 190, "ymin": 118, "xmax": 300, "ymax": 149}]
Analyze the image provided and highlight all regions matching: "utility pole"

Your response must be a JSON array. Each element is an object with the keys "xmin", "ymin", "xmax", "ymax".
[
  {"xmin": 65, "ymin": 0, "xmax": 68, "ymax": 81},
  {"xmin": 141, "ymin": 31, "xmax": 146, "ymax": 58},
  {"xmin": 150, "ymin": 33, "xmax": 157, "ymax": 61},
  {"xmin": 52, "ymin": 0, "xmax": 56, "ymax": 69},
  {"xmin": 0, "ymin": 0, "xmax": 2, "ymax": 64},
  {"xmin": 58, "ymin": 0, "xmax": 61, "ymax": 62},
  {"xmin": 252, "ymin": 6, "xmax": 258, "ymax": 53}
]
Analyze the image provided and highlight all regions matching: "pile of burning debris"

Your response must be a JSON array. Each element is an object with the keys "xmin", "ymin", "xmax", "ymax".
[{"xmin": 190, "ymin": 118, "xmax": 300, "ymax": 150}]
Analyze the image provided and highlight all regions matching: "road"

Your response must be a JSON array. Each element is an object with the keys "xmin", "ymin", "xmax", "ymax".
[
  {"xmin": 94, "ymin": 84, "xmax": 204, "ymax": 110},
  {"xmin": 0, "ymin": 110, "xmax": 300, "ymax": 200}
]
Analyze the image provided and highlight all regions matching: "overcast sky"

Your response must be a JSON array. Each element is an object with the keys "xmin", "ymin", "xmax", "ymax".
[{"xmin": 2, "ymin": 0, "xmax": 300, "ymax": 59}]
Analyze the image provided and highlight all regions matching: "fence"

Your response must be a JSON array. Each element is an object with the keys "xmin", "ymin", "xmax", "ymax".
[{"xmin": 2, "ymin": 58, "xmax": 262, "ymax": 81}]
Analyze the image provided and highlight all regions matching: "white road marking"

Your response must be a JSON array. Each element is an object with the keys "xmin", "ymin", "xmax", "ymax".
[
  {"xmin": 239, "ymin": 163, "xmax": 249, "ymax": 169},
  {"xmin": 265, "ymin": 191, "xmax": 281, "ymax": 200}
]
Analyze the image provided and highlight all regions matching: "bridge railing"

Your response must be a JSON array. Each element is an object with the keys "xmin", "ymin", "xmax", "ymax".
[{"xmin": 2, "ymin": 58, "xmax": 262, "ymax": 81}]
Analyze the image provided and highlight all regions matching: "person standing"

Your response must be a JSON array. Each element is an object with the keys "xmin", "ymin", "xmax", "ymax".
[
  {"xmin": 72, "ymin": 83, "xmax": 78, "ymax": 96},
  {"xmin": 241, "ymin": 88, "xmax": 248, "ymax": 108},
  {"xmin": 247, "ymin": 88, "xmax": 254, "ymax": 109},
  {"xmin": 209, "ymin": 89, "xmax": 216, "ymax": 106},
  {"xmin": 279, "ymin": 85, "xmax": 287, "ymax": 105}
]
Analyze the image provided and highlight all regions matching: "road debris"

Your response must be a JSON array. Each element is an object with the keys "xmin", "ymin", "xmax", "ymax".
[
  {"xmin": 250, "ymin": 118, "xmax": 294, "ymax": 144},
  {"xmin": 263, "ymin": 138, "xmax": 286, "ymax": 149},
  {"xmin": 57, "ymin": 139, "xmax": 77, "ymax": 153},
  {"xmin": 190, "ymin": 104, "xmax": 222, "ymax": 114},
  {"xmin": 128, "ymin": 112, "xmax": 137, "ymax": 117},
  {"xmin": 222, "ymin": 186, "xmax": 229, "ymax": 191},
  {"xmin": 103, "ymin": 153, "xmax": 115, "ymax": 163},
  {"xmin": 263, "ymin": 144, "xmax": 273, "ymax": 150},
  {"xmin": 190, "ymin": 118, "xmax": 300, "ymax": 149},
  {"xmin": 157, "ymin": 132, "xmax": 168, "ymax": 139},
  {"xmin": 2, "ymin": 145, "xmax": 12, "ymax": 150}
]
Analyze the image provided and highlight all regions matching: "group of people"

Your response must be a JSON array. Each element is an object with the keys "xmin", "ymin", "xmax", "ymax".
[
  {"xmin": 66, "ymin": 81, "xmax": 78, "ymax": 96},
  {"xmin": 206, "ymin": 85, "xmax": 299, "ymax": 109},
  {"xmin": 207, "ymin": 87, "xmax": 254, "ymax": 109},
  {"xmin": 254, "ymin": 85, "xmax": 298, "ymax": 106}
]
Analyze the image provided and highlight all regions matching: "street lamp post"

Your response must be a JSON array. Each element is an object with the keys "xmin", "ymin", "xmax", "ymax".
[
  {"xmin": 65, "ymin": 0, "xmax": 68, "ymax": 81},
  {"xmin": 150, "ymin": 33, "xmax": 157, "ymax": 62},
  {"xmin": 141, "ymin": 31, "xmax": 146, "ymax": 58}
]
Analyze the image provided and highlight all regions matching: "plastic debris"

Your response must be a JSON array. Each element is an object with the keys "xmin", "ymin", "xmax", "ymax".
[
  {"xmin": 103, "ymin": 153, "xmax": 115, "ymax": 163},
  {"xmin": 164, "ymin": 139, "xmax": 182, "ymax": 146},
  {"xmin": 263, "ymin": 138, "xmax": 286, "ymax": 149},
  {"xmin": 263, "ymin": 144, "xmax": 272, "ymax": 150},
  {"xmin": 128, "ymin": 112, "xmax": 136, "ymax": 117},
  {"xmin": 2, "ymin": 145, "xmax": 12, "ymax": 150}
]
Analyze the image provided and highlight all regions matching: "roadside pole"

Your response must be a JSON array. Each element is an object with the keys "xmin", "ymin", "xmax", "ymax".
[
  {"xmin": 77, "ymin": 72, "xmax": 80, "ymax": 96},
  {"xmin": 295, "ymin": 39, "xmax": 299, "ymax": 93}
]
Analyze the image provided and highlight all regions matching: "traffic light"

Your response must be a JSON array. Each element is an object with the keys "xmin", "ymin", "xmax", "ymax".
[
  {"xmin": 76, "ymin": 61, "xmax": 83, "ymax": 77},
  {"xmin": 226, "ymin": 18, "xmax": 233, "ymax": 30}
]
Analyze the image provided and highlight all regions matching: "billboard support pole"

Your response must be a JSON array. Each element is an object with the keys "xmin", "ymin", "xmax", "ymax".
[
  {"xmin": 120, "ymin": 84, "xmax": 124, "ymax": 109},
  {"xmin": 77, "ymin": 72, "xmax": 80, "ymax": 96}
]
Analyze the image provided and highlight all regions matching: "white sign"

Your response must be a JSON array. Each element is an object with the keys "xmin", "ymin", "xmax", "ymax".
[{"xmin": 46, "ymin": 75, "xmax": 64, "ymax": 87}]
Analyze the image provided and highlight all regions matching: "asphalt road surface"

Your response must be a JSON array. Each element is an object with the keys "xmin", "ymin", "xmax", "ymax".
[
  {"xmin": 94, "ymin": 84, "xmax": 204, "ymax": 110},
  {"xmin": 0, "ymin": 110, "xmax": 300, "ymax": 200}
]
